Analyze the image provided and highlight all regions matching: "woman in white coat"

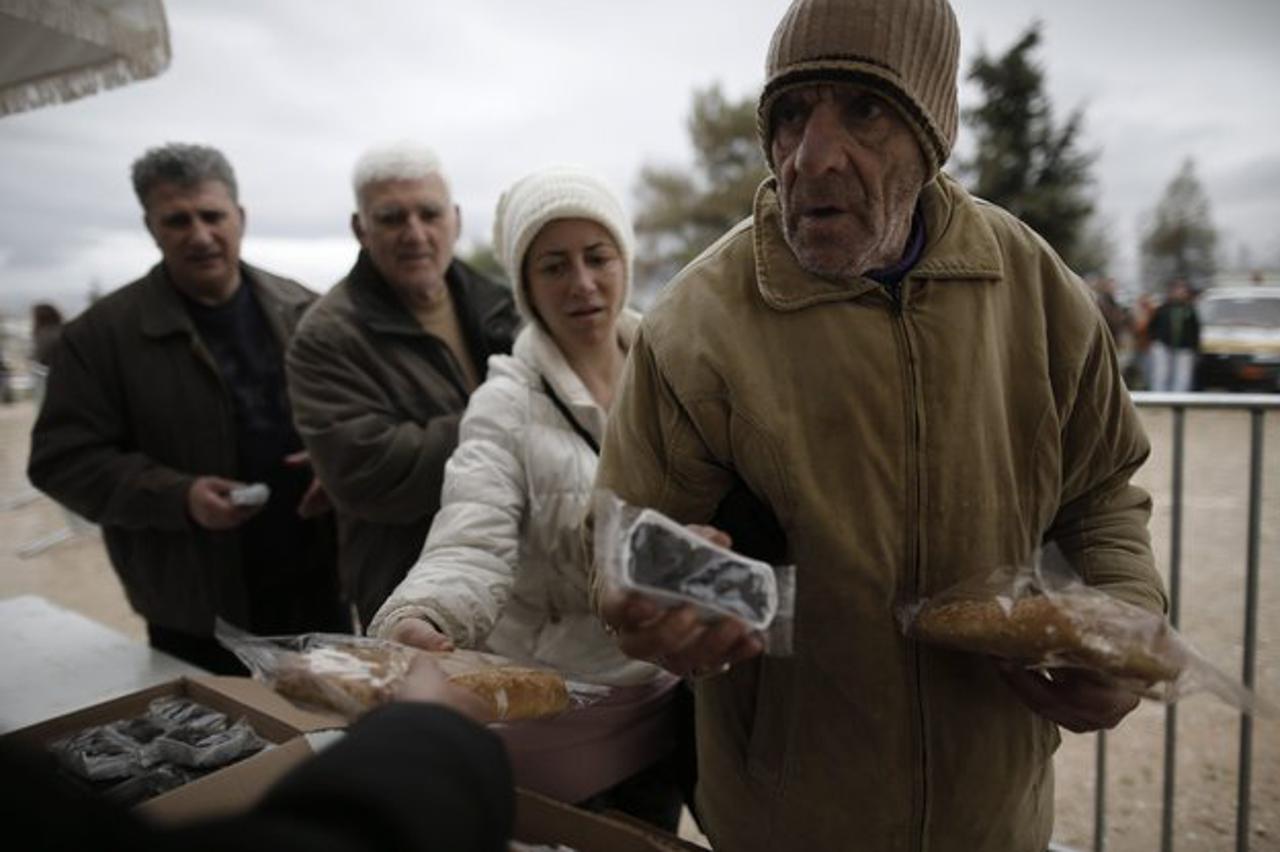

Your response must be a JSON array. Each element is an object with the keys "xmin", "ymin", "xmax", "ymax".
[{"xmin": 368, "ymin": 167, "xmax": 687, "ymax": 829}]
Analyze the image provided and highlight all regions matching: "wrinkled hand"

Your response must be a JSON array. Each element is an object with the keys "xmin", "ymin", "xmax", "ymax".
[
  {"xmin": 600, "ymin": 523, "xmax": 763, "ymax": 678},
  {"xmin": 394, "ymin": 652, "xmax": 494, "ymax": 723},
  {"xmin": 997, "ymin": 661, "xmax": 1142, "ymax": 733},
  {"xmin": 187, "ymin": 476, "xmax": 262, "ymax": 530},
  {"xmin": 602, "ymin": 594, "xmax": 764, "ymax": 678},
  {"xmin": 388, "ymin": 617, "xmax": 455, "ymax": 652},
  {"xmin": 285, "ymin": 451, "xmax": 332, "ymax": 518}
]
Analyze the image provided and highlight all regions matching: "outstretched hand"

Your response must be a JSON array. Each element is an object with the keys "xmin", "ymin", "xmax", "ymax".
[
  {"xmin": 600, "ymin": 523, "xmax": 764, "ymax": 678},
  {"xmin": 997, "ymin": 661, "xmax": 1142, "ymax": 733},
  {"xmin": 602, "ymin": 593, "xmax": 764, "ymax": 678},
  {"xmin": 394, "ymin": 652, "xmax": 493, "ymax": 723}
]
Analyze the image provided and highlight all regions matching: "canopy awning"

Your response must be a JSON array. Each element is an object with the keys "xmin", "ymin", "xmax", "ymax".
[{"xmin": 0, "ymin": 0, "xmax": 170, "ymax": 117}]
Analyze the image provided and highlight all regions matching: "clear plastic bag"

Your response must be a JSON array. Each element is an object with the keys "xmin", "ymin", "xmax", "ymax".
[
  {"xmin": 216, "ymin": 622, "xmax": 598, "ymax": 722},
  {"xmin": 217, "ymin": 621, "xmax": 417, "ymax": 719},
  {"xmin": 429, "ymin": 647, "xmax": 607, "ymax": 722},
  {"xmin": 49, "ymin": 726, "xmax": 139, "ymax": 781},
  {"xmin": 594, "ymin": 490, "xmax": 796, "ymax": 656},
  {"xmin": 48, "ymin": 695, "xmax": 267, "ymax": 793},
  {"xmin": 151, "ymin": 718, "xmax": 266, "ymax": 769},
  {"xmin": 146, "ymin": 696, "xmax": 228, "ymax": 732},
  {"xmin": 898, "ymin": 546, "xmax": 1273, "ymax": 715}
]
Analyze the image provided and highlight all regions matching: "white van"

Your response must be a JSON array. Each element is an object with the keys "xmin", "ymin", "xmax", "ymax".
[{"xmin": 1196, "ymin": 286, "xmax": 1280, "ymax": 391}]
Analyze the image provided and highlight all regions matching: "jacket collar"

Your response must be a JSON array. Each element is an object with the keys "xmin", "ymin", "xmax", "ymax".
[
  {"xmin": 346, "ymin": 249, "xmax": 509, "ymax": 334},
  {"xmin": 516, "ymin": 308, "xmax": 642, "ymax": 441},
  {"xmin": 753, "ymin": 172, "xmax": 1003, "ymax": 312},
  {"xmin": 137, "ymin": 262, "xmax": 303, "ymax": 343},
  {"xmin": 346, "ymin": 250, "xmax": 430, "ymax": 336}
]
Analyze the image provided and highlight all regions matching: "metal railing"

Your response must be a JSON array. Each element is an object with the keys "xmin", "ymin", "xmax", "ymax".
[{"xmin": 1085, "ymin": 392, "xmax": 1278, "ymax": 852}]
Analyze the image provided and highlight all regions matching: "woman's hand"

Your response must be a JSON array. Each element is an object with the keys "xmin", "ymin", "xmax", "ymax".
[{"xmin": 388, "ymin": 617, "xmax": 455, "ymax": 652}]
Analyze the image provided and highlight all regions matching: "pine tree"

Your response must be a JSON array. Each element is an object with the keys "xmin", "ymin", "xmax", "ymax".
[
  {"xmin": 960, "ymin": 24, "xmax": 1100, "ymax": 271},
  {"xmin": 1140, "ymin": 159, "xmax": 1218, "ymax": 290},
  {"xmin": 632, "ymin": 85, "xmax": 768, "ymax": 301}
]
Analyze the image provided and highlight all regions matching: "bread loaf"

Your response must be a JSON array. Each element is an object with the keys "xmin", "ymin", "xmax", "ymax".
[
  {"xmin": 273, "ymin": 643, "xmax": 403, "ymax": 717},
  {"xmin": 910, "ymin": 594, "xmax": 1183, "ymax": 683},
  {"xmin": 449, "ymin": 666, "xmax": 570, "ymax": 721}
]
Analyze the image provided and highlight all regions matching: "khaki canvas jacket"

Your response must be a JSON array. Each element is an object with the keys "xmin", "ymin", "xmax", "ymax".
[
  {"xmin": 28, "ymin": 263, "xmax": 321, "ymax": 634},
  {"xmin": 594, "ymin": 173, "xmax": 1165, "ymax": 852},
  {"xmin": 286, "ymin": 252, "xmax": 518, "ymax": 627}
]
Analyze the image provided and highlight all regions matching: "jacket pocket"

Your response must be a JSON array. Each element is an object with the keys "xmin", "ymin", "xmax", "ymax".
[{"xmin": 746, "ymin": 656, "xmax": 794, "ymax": 787}]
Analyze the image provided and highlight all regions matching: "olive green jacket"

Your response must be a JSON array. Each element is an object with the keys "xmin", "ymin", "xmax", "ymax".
[{"xmin": 593, "ymin": 174, "xmax": 1165, "ymax": 852}]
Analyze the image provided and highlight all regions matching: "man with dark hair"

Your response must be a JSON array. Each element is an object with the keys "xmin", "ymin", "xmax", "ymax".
[
  {"xmin": 287, "ymin": 142, "xmax": 518, "ymax": 629},
  {"xmin": 1147, "ymin": 277, "xmax": 1200, "ymax": 392},
  {"xmin": 594, "ymin": 1, "xmax": 1166, "ymax": 849},
  {"xmin": 29, "ymin": 143, "xmax": 345, "ymax": 674}
]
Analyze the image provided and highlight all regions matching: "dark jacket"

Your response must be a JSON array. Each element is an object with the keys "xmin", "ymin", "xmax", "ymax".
[
  {"xmin": 27, "ymin": 263, "xmax": 337, "ymax": 635},
  {"xmin": 286, "ymin": 253, "xmax": 519, "ymax": 627},
  {"xmin": 1148, "ymin": 300, "xmax": 1201, "ymax": 351},
  {"xmin": 0, "ymin": 702, "xmax": 514, "ymax": 852}
]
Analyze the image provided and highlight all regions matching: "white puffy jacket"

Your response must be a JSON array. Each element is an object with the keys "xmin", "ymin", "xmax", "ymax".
[{"xmin": 368, "ymin": 310, "xmax": 658, "ymax": 686}]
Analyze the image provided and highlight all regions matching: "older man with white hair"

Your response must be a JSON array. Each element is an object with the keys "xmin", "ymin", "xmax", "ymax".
[{"xmin": 288, "ymin": 143, "xmax": 518, "ymax": 628}]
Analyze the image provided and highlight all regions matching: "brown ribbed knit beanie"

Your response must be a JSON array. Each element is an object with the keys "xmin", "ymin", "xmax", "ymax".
[{"xmin": 758, "ymin": 0, "xmax": 960, "ymax": 178}]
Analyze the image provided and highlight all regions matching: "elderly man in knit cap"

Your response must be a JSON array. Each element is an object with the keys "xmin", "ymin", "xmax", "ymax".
[
  {"xmin": 593, "ymin": 0, "xmax": 1166, "ymax": 849},
  {"xmin": 287, "ymin": 143, "xmax": 519, "ymax": 629}
]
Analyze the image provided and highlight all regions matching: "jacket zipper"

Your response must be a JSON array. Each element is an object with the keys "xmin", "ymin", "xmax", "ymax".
[{"xmin": 889, "ymin": 278, "xmax": 929, "ymax": 852}]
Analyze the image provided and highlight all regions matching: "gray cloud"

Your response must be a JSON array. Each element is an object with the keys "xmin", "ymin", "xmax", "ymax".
[{"xmin": 2, "ymin": 0, "xmax": 1278, "ymax": 312}]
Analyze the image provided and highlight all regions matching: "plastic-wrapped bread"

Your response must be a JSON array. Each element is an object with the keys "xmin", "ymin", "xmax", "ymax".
[
  {"xmin": 272, "ymin": 642, "xmax": 407, "ymax": 718},
  {"xmin": 448, "ymin": 666, "xmax": 570, "ymax": 721},
  {"xmin": 909, "ymin": 593, "xmax": 1185, "ymax": 683}
]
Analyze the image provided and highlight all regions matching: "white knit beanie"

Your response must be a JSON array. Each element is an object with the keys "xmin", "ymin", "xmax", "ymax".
[{"xmin": 492, "ymin": 166, "xmax": 634, "ymax": 324}]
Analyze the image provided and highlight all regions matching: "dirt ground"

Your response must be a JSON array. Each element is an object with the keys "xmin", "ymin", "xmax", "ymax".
[{"xmin": 1, "ymin": 398, "xmax": 1276, "ymax": 851}]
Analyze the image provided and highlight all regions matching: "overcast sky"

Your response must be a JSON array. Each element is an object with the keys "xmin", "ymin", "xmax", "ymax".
[{"xmin": 2, "ymin": 0, "xmax": 1278, "ymax": 316}]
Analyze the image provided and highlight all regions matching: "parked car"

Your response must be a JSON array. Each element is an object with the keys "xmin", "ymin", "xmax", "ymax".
[{"xmin": 1196, "ymin": 286, "xmax": 1280, "ymax": 391}]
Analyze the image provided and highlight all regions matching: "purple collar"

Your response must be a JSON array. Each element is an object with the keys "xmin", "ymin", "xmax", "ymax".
[{"xmin": 868, "ymin": 205, "xmax": 926, "ymax": 286}]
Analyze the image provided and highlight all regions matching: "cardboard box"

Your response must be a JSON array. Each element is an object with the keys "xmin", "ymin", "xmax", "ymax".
[
  {"xmin": 514, "ymin": 788, "xmax": 709, "ymax": 851},
  {"xmin": 7, "ymin": 678, "xmax": 708, "ymax": 849},
  {"xmin": 2, "ymin": 675, "xmax": 342, "ymax": 823}
]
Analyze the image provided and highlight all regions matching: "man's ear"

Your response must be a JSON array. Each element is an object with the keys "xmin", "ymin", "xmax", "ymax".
[
  {"xmin": 238, "ymin": 205, "xmax": 247, "ymax": 233},
  {"xmin": 453, "ymin": 203, "xmax": 462, "ymax": 240},
  {"xmin": 350, "ymin": 212, "xmax": 365, "ymax": 245}
]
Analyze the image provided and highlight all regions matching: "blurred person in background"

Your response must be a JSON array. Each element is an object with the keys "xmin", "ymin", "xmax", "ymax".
[
  {"xmin": 1147, "ymin": 278, "xmax": 1200, "ymax": 392},
  {"xmin": 28, "ymin": 143, "xmax": 345, "ymax": 674},
  {"xmin": 30, "ymin": 302, "xmax": 64, "ymax": 368},
  {"xmin": 29, "ymin": 301, "xmax": 64, "ymax": 405},
  {"xmin": 1091, "ymin": 276, "xmax": 1137, "ymax": 388},
  {"xmin": 369, "ymin": 167, "xmax": 689, "ymax": 831},
  {"xmin": 287, "ymin": 142, "xmax": 519, "ymax": 631},
  {"xmin": 1129, "ymin": 291, "xmax": 1157, "ymax": 390}
]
